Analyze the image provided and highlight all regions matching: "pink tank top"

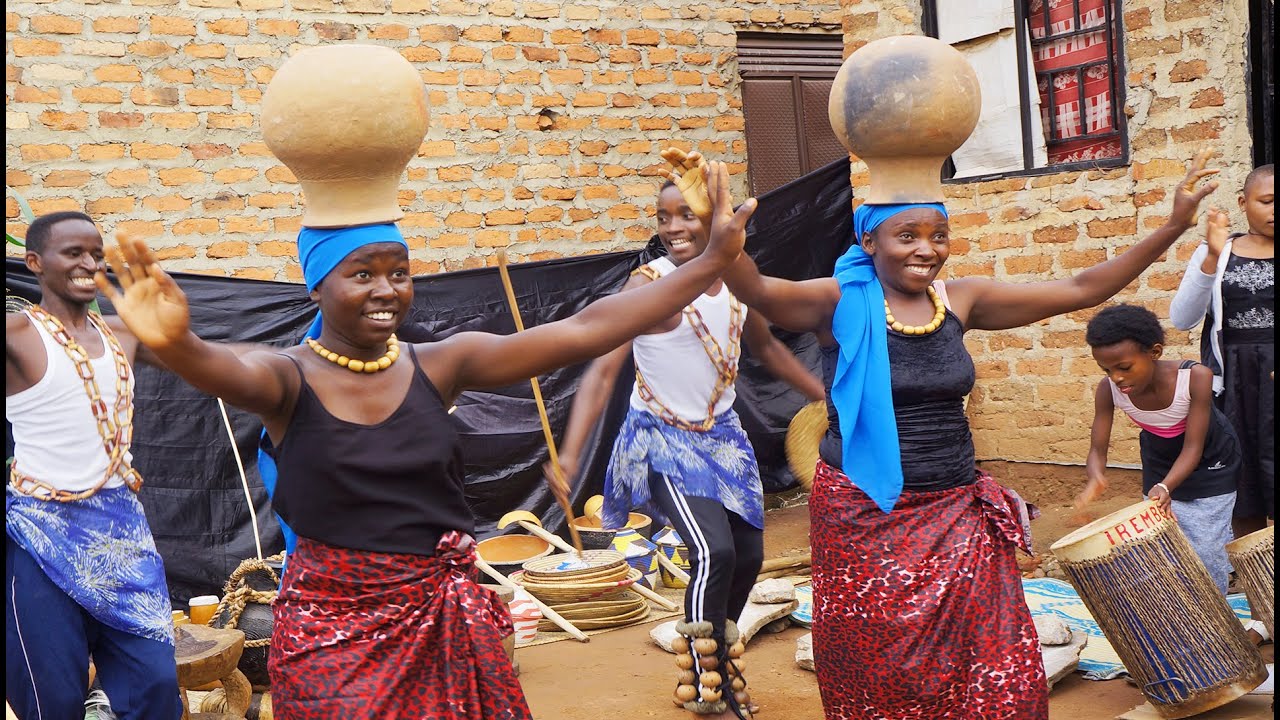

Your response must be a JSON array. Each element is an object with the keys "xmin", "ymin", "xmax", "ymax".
[{"xmin": 1108, "ymin": 365, "xmax": 1192, "ymax": 438}]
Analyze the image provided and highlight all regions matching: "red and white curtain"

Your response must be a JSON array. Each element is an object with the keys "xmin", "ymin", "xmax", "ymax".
[{"xmin": 1028, "ymin": 0, "xmax": 1124, "ymax": 164}]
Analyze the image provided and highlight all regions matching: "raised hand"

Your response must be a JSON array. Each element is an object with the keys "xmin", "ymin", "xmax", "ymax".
[
  {"xmin": 659, "ymin": 147, "xmax": 712, "ymax": 224},
  {"xmin": 1204, "ymin": 207, "xmax": 1230, "ymax": 258},
  {"xmin": 94, "ymin": 233, "xmax": 191, "ymax": 349},
  {"xmin": 1169, "ymin": 146, "xmax": 1219, "ymax": 228},
  {"xmin": 541, "ymin": 456, "xmax": 577, "ymax": 500},
  {"xmin": 703, "ymin": 160, "xmax": 756, "ymax": 265}
]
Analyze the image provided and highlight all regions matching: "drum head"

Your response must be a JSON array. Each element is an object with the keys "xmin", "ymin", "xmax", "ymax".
[{"xmin": 1050, "ymin": 500, "xmax": 1173, "ymax": 563}]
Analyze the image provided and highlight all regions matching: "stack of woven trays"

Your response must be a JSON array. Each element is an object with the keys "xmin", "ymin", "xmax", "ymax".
[{"xmin": 514, "ymin": 550, "xmax": 651, "ymax": 631}]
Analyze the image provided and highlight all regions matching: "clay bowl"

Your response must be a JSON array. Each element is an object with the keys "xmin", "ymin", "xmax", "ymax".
[
  {"xmin": 477, "ymin": 534, "xmax": 553, "ymax": 578},
  {"xmin": 572, "ymin": 512, "xmax": 655, "ymax": 546}
]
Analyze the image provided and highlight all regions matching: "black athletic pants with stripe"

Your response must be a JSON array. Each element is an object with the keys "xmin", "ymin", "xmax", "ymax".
[{"xmin": 647, "ymin": 470, "xmax": 764, "ymax": 644}]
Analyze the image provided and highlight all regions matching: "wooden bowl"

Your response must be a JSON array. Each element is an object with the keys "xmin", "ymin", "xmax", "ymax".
[
  {"xmin": 572, "ymin": 512, "xmax": 654, "ymax": 541},
  {"xmin": 476, "ymin": 535, "xmax": 553, "ymax": 578}
]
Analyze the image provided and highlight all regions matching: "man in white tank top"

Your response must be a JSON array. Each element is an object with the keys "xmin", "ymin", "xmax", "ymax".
[
  {"xmin": 550, "ymin": 181, "xmax": 824, "ymax": 719},
  {"xmin": 6, "ymin": 212, "xmax": 181, "ymax": 719}
]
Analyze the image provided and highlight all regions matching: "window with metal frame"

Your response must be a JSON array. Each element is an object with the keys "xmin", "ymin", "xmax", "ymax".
[
  {"xmin": 737, "ymin": 33, "xmax": 848, "ymax": 196},
  {"xmin": 922, "ymin": 0, "xmax": 1129, "ymax": 180}
]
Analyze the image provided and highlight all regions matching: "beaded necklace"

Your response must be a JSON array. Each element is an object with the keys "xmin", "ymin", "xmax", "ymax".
[
  {"xmin": 306, "ymin": 334, "xmax": 400, "ymax": 373},
  {"xmin": 10, "ymin": 305, "xmax": 142, "ymax": 502},
  {"xmin": 631, "ymin": 265, "xmax": 745, "ymax": 432},
  {"xmin": 885, "ymin": 286, "xmax": 946, "ymax": 335}
]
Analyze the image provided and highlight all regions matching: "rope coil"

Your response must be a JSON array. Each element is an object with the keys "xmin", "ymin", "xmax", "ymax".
[{"xmin": 214, "ymin": 555, "xmax": 283, "ymax": 649}]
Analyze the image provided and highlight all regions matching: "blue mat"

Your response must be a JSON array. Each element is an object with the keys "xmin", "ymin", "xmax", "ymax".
[{"xmin": 1022, "ymin": 578, "xmax": 1253, "ymax": 680}]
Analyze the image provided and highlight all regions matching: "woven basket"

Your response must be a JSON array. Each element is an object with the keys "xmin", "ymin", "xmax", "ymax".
[
  {"xmin": 572, "ymin": 512, "xmax": 654, "ymax": 540},
  {"xmin": 785, "ymin": 401, "xmax": 828, "ymax": 490}
]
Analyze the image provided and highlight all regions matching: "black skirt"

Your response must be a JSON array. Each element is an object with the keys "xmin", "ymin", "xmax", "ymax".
[{"xmin": 1221, "ymin": 331, "xmax": 1274, "ymax": 519}]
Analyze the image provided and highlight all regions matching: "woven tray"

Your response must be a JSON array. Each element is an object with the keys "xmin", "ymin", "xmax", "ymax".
[
  {"xmin": 545, "ymin": 596, "xmax": 648, "ymax": 621},
  {"xmin": 521, "ymin": 550, "xmax": 627, "ymax": 580},
  {"xmin": 537, "ymin": 598, "xmax": 650, "ymax": 631},
  {"xmin": 522, "ymin": 563, "xmax": 629, "ymax": 586},
  {"xmin": 513, "ymin": 567, "xmax": 643, "ymax": 604},
  {"xmin": 785, "ymin": 401, "xmax": 828, "ymax": 491}
]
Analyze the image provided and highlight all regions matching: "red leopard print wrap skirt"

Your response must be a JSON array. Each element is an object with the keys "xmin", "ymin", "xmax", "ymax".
[
  {"xmin": 269, "ymin": 531, "xmax": 531, "ymax": 720},
  {"xmin": 810, "ymin": 461, "xmax": 1048, "ymax": 720}
]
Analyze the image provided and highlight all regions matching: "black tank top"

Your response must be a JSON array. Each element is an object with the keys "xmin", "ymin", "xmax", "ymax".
[
  {"xmin": 819, "ymin": 309, "xmax": 978, "ymax": 491},
  {"xmin": 264, "ymin": 347, "xmax": 474, "ymax": 555},
  {"xmin": 1220, "ymin": 253, "xmax": 1274, "ymax": 345}
]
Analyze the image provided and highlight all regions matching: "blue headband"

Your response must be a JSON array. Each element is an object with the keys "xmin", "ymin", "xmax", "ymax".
[
  {"xmin": 298, "ymin": 223, "xmax": 408, "ymax": 292},
  {"xmin": 260, "ymin": 222, "xmax": 410, "ymax": 558},
  {"xmin": 830, "ymin": 202, "xmax": 948, "ymax": 513}
]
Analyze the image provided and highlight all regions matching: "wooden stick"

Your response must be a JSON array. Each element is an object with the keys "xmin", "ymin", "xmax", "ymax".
[
  {"xmin": 474, "ymin": 556, "xmax": 590, "ymax": 642},
  {"xmin": 758, "ymin": 552, "xmax": 811, "ymax": 574},
  {"xmin": 626, "ymin": 579, "xmax": 679, "ymax": 611},
  {"xmin": 655, "ymin": 551, "xmax": 692, "ymax": 585},
  {"xmin": 756, "ymin": 567, "xmax": 812, "ymax": 582},
  {"xmin": 495, "ymin": 249, "xmax": 584, "ymax": 555},
  {"xmin": 518, "ymin": 520, "xmax": 576, "ymax": 554}
]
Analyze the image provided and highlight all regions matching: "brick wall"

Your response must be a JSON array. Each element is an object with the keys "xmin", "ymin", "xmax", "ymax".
[
  {"xmin": 837, "ymin": 0, "xmax": 1256, "ymax": 469},
  {"xmin": 6, "ymin": 0, "xmax": 1259, "ymax": 470},
  {"xmin": 6, "ymin": 0, "xmax": 839, "ymax": 281}
]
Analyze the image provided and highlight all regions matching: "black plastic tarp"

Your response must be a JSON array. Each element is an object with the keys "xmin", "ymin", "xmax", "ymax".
[{"xmin": 5, "ymin": 157, "xmax": 853, "ymax": 604}]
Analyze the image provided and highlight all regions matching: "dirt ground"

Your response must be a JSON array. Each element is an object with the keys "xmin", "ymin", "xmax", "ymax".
[{"xmin": 517, "ymin": 468, "xmax": 1274, "ymax": 720}]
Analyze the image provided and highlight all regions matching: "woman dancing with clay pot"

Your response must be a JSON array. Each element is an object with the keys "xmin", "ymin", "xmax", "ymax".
[
  {"xmin": 665, "ymin": 36, "xmax": 1220, "ymax": 720},
  {"xmin": 95, "ymin": 44, "xmax": 756, "ymax": 720}
]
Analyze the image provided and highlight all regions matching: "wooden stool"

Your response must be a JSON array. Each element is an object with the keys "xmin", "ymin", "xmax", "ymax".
[{"xmin": 175, "ymin": 624, "xmax": 251, "ymax": 720}]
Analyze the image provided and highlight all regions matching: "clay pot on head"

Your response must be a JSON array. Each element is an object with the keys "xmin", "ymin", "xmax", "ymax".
[
  {"xmin": 827, "ymin": 35, "xmax": 981, "ymax": 204},
  {"xmin": 476, "ymin": 534, "xmax": 554, "ymax": 578},
  {"xmin": 260, "ymin": 44, "xmax": 430, "ymax": 228}
]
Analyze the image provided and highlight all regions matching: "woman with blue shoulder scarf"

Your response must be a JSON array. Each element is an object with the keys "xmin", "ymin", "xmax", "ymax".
[
  {"xmin": 664, "ymin": 149, "xmax": 1219, "ymax": 719},
  {"xmin": 94, "ymin": 161, "xmax": 756, "ymax": 720}
]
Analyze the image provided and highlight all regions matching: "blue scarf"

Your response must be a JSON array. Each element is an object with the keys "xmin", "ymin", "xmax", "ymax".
[
  {"xmin": 258, "ymin": 224, "xmax": 409, "ymax": 555},
  {"xmin": 830, "ymin": 203, "xmax": 948, "ymax": 513}
]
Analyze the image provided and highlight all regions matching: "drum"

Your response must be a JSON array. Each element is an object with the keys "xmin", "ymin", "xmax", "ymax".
[
  {"xmin": 211, "ymin": 556, "xmax": 283, "ymax": 688},
  {"xmin": 1225, "ymin": 526, "xmax": 1274, "ymax": 640},
  {"xmin": 1051, "ymin": 501, "xmax": 1267, "ymax": 718}
]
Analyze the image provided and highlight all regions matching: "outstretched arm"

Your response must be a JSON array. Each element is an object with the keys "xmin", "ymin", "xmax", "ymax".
[
  {"xmin": 95, "ymin": 236, "xmax": 292, "ymax": 419},
  {"xmin": 742, "ymin": 310, "xmax": 824, "ymax": 402},
  {"xmin": 433, "ymin": 161, "xmax": 756, "ymax": 398},
  {"xmin": 1077, "ymin": 379, "xmax": 1115, "ymax": 509},
  {"xmin": 950, "ymin": 148, "xmax": 1220, "ymax": 331},
  {"xmin": 661, "ymin": 147, "xmax": 840, "ymax": 336}
]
